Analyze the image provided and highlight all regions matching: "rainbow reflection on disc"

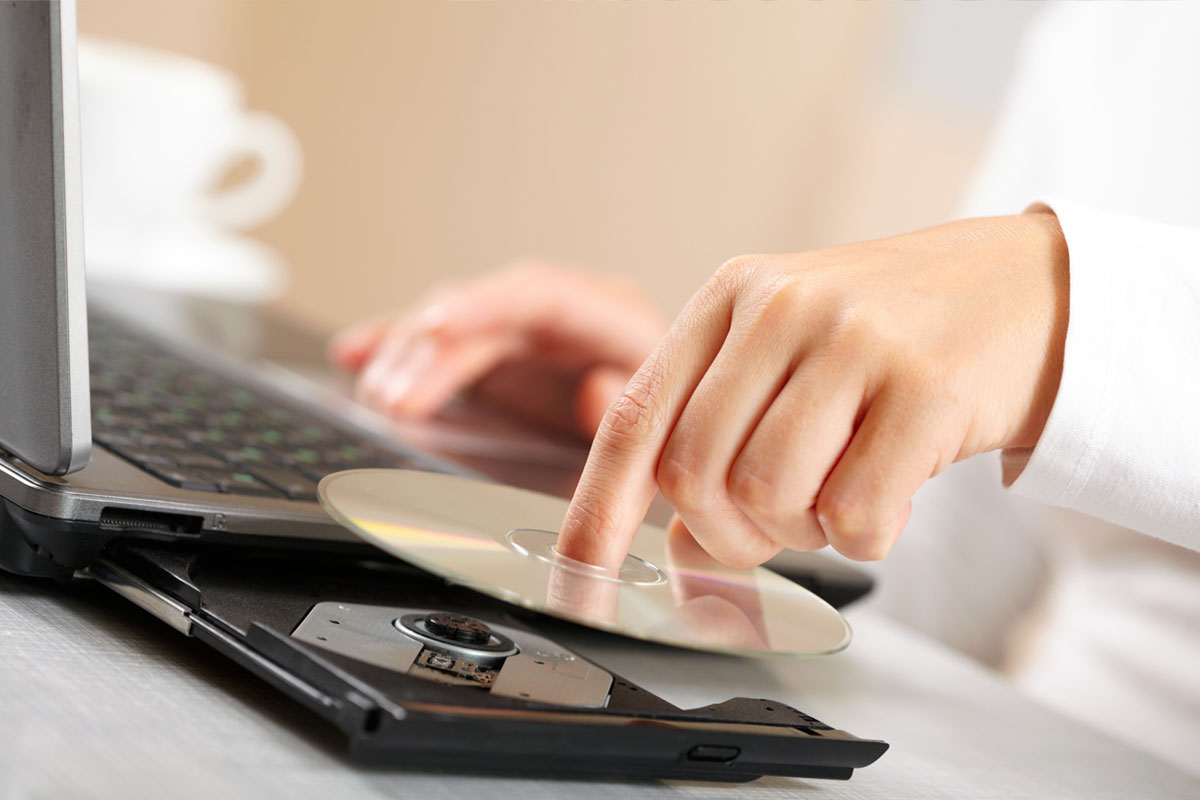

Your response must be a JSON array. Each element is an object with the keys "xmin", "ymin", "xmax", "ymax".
[{"xmin": 318, "ymin": 469, "xmax": 851, "ymax": 658}]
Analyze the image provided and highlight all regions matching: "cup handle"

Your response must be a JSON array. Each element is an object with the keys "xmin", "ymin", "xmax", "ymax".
[{"xmin": 202, "ymin": 110, "xmax": 303, "ymax": 231}]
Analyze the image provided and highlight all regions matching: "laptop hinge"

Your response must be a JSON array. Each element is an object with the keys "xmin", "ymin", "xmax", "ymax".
[{"xmin": 82, "ymin": 557, "xmax": 193, "ymax": 635}]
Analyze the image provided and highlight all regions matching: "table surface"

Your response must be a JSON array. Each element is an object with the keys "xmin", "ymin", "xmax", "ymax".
[{"xmin": 2, "ymin": 569, "xmax": 1197, "ymax": 800}]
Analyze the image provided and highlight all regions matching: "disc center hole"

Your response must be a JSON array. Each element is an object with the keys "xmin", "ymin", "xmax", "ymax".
[{"xmin": 503, "ymin": 529, "xmax": 668, "ymax": 586}]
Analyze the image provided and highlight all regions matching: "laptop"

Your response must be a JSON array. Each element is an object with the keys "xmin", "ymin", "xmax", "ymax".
[
  {"xmin": 0, "ymin": 1, "xmax": 887, "ymax": 781},
  {"xmin": 0, "ymin": 0, "xmax": 483, "ymax": 577}
]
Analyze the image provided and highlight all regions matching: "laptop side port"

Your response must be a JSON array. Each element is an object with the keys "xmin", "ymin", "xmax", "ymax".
[
  {"xmin": 98, "ymin": 507, "xmax": 202, "ymax": 534},
  {"xmin": 686, "ymin": 745, "xmax": 741, "ymax": 763}
]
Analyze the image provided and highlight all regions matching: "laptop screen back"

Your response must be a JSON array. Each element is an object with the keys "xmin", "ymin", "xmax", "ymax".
[{"xmin": 0, "ymin": 0, "xmax": 90, "ymax": 475}]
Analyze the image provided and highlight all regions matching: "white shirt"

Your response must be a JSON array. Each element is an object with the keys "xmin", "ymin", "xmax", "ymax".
[{"xmin": 866, "ymin": 2, "xmax": 1200, "ymax": 777}]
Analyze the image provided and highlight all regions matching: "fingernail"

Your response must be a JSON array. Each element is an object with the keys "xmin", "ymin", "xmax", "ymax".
[
  {"xmin": 416, "ymin": 302, "xmax": 449, "ymax": 331},
  {"xmin": 356, "ymin": 360, "xmax": 386, "ymax": 405},
  {"xmin": 383, "ymin": 339, "xmax": 437, "ymax": 410}
]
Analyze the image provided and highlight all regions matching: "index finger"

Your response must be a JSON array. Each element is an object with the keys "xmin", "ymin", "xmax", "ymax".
[{"xmin": 556, "ymin": 278, "xmax": 737, "ymax": 569}]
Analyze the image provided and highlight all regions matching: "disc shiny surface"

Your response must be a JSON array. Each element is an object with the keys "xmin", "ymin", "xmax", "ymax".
[{"xmin": 319, "ymin": 469, "xmax": 852, "ymax": 657}]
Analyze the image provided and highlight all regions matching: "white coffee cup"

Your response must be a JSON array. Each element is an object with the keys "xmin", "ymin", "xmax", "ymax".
[{"xmin": 77, "ymin": 37, "xmax": 302, "ymax": 267}]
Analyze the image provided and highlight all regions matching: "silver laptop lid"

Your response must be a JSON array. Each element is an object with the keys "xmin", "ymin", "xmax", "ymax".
[{"xmin": 0, "ymin": 0, "xmax": 90, "ymax": 475}]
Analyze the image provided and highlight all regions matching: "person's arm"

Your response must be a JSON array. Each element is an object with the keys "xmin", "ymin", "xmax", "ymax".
[{"xmin": 1003, "ymin": 199, "xmax": 1200, "ymax": 552}]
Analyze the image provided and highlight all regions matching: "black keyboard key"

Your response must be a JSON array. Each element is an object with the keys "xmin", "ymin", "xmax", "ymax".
[
  {"xmin": 109, "ymin": 446, "xmax": 177, "ymax": 467},
  {"xmin": 177, "ymin": 392, "xmax": 210, "ymax": 411},
  {"xmin": 281, "ymin": 447, "xmax": 322, "ymax": 467},
  {"xmin": 137, "ymin": 434, "xmax": 192, "ymax": 450},
  {"xmin": 211, "ymin": 410, "xmax": 251, "ymax": 430},
  {"xmin": 226, "ymin": 388, "xmax": 258, "ymax": 409},
  {"xmin": 94, "ymin": 439, "xmax": 160, "ymax": 467},
  {"xmin": 175, "ymin": 372, "xmax": 222, "ymax": 394},
  {"xmin": 147, "ymin": 466, "xmax": 219, "ymax": 492},
  {"xmin": 288, "ymin": 424, "xmax": 336, "ymax": 446},
  {"xmin": 149, "ymin": 409, "xmax": 198, "ymax": 428},
  {"xmin": 94, "ymin": 429, "xmax": 146, "ymax": 449},
  {"xmin": 91, "ymin": 373, "xmax": 123, "ymax": 393},
  {"xmin": 292, "ymin": 463, "xmax": 332, "ymax": 482},
  {"xmin": 241, "ymin": 435, "xmax": 289, "ymax": 461},
  {"xmin": 322, "ymin": 445, "xmax": 400, "ymax": 470},
  {"xmin": 111, "ymin": 391, "xmax": 157, "ymax": 410},
  {"xmin": 166, "ymin": 450, "xmax": 227, "ymax": 470},
  {"xmin": 250, "ymin": 467, "xmax": 320, "ymax": 501},
  {"xmin": 93, "ymin": 411, "xmax": 149, "ymax": 431},
  {"xmin": 186, "ymin": 428, "xmax": 240, "ymax": 448},
  {"xmin": 247, "ymin": 428, "xmax": 287, "ymax": 448},
  {"xmin": 200, "ymin": 469, "xmax": 285, "ymax": 498},
  {"xmin": 216, "ymin": 445, "xmax": 280, "ymax": 467},
  {"xmin": 324, "ymin": 443, "xmax": 369, "ymax": 464},
  {"xmin": 262, "ymin": 406, "xmax": 299, "ymax": 426}
]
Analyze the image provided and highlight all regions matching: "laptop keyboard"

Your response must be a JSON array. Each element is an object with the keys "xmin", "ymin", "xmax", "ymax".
[{"xmin": 88, "ymin": 315, "xmax": 438, "ymax": 502}]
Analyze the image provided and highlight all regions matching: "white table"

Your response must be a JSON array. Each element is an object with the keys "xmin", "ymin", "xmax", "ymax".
[{"xmin": 2, "ymin": 570, "xmax": 1197, "ymax": 799}]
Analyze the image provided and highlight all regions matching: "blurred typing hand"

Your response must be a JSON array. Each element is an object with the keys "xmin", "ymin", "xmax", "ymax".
[{"xmin": 329, "ymin": 261, "xmax": 666, "ymax": 437}]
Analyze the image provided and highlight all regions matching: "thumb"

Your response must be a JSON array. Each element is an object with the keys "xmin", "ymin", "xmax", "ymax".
[{"xmin": 666, "ymin": 512, "xmax": 692, "ymax": 540}]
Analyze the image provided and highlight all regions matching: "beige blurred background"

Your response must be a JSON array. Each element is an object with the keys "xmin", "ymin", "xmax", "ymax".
[{"xmin": 78, "ymin": 0, "xmax": 1036, "ymax": 336}]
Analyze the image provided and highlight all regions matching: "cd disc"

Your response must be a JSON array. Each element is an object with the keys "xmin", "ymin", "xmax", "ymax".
[{"xmin": 318, "ymin": 469, "xmax": 851, "ymax": 658}]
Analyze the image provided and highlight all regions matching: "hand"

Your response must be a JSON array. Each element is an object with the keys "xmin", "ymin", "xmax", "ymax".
[
  {"xmin": 328, "ymin": 262, "xmax": 667, "ymax": 437},
  {"xmin": 557, "ymin": 211, "xmax": 1070, "ymax": 567}
]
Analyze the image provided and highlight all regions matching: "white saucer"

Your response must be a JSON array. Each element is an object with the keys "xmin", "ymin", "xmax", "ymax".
[{"xmin": 85, "ymin": 220, "xmax": 287, "ymax": 303}]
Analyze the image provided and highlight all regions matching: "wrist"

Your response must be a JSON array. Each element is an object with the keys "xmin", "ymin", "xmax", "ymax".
[{"xmin": 1009, "ymin": 206, "xmax": 1070, "ymax": 450}]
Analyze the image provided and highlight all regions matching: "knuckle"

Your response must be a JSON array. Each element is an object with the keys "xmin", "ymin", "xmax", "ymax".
[
  {"xmin": 815, "ymin": 491, "xmax": 891, "ymax": 561},
  {"xmin": 712, "ymin": 254, "xmax": 763, "ymax": 294},
  {"xmin": 597, "ymin": 358, "xmax": 666, "ymax": 443},
  {"xmin": 656, "ymin": 452, "xmax": 715, "ymax": 513},
  {"xmin": 814, "ymin": 490, "xmax": 870, "ymax": 535},
  {"xmin": 601, "ymin": 384, "xmax": 659, "ymax": 442},
  {"xmin": 686, "ymin": 522, "xmax": 772, "ymax": 570},
  {"xmin": 727, "ymin": 462, "xmax": 788, "ymax": 521},
  {"xmin": 730, "ymin": 466, "xmax": 829, "ymax": 552},
  {"xmin": 737, "ymin": 278, "xmax": 809, "ymax": 339},
  {"xmin": 715, "ymin": 254, "xmax": 753, "ymax": 280},
  {"xmin": 785, "ymin": 511, "xmax": 833, "ymax": 552},
  {"xmin": 563, "ymin": 492, "xmax": 624, "ymax": 540},
  {"xmin": 827, "ymin": 301, "xmax": 883, "ymax": 354}
]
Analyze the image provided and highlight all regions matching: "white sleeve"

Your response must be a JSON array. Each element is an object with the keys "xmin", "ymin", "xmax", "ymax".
[{"xmin": 1004, "ymin": 198, "xmax": 1200, "ymax": 552}]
